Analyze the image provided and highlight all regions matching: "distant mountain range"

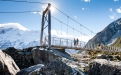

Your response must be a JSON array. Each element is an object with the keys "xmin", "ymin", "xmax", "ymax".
[
  {"xmin": 88, "ymin": 18, "xmax": 121, "ymax": 47},
  {"xmin": 0, "ymin": 23, "xmax": 46, "ymax": 49},
  {"xmin": 1, "ymin": 18, "xmax": 121, "ymax": 49}
]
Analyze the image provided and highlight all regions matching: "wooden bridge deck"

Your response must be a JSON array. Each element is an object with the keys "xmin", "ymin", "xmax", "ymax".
[{"xmin": 42, "ymin": 45, "xmax": 121, "ymax": 53}]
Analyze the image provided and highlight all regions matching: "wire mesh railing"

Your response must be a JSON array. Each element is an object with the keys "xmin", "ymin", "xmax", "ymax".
[{"xmin": 42, "ymin": 36, "xmax": 121, "ymax": 52}]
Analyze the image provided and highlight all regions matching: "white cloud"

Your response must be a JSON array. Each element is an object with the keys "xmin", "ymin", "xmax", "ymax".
[
  {"xmin": 31, "ymin": 11, "xmax": 42, "ymax": 15},
  {"xmin": 51, "ymin": 30, "xmax": 73, "ymax": 38},
  {"xmin": 109, "ymin": 8, "xmax": 113, "ymax": 12},
  {"xmin": 83, "ymin": 0, "xmax": 90, "ymax": 2},
  {"xmin": 31, "ymin": 5, "xmax": 47, "ymax": 15},
  {"xmin": 77, "ymin": 35, "xmax": 93, "ymax": 42},
  {"xmin": 116, "ymin": 7, "xmax": 121, "ymax": 13},
  {"xmin": 82, "ymin": 8, "xmax": 89, "ymax": 11},
  {"xmin": 31, "ymin": 12, "xmax": 37, "ymax": 14},
  {"xmin": 114, "ymin": 0, "xmax": 119, "ymax": 2},
  {"xmin": 109, "ymin": 15, "xmax": 115, "ymax": 19},
  {"xmin": 108, "ymin": 8, "xmax": 117, "ymax": 19},
  {"xmin": 82, "ymin": 8, "xmax": 85, "ymax": 10},
  {"xmin": 51, "ymin": 30, "xmax": 93, "ymax": 42},
  {"xmin": 74, "ymin": 15, "xmax": 77, "ymax": 18},
  {"xmin": 42, "ymin": 5, "xmax": 46, "ymax": 11},
  {"xmin": 39, "ymin": 12, "xmax": 42, "ymax": 15}
]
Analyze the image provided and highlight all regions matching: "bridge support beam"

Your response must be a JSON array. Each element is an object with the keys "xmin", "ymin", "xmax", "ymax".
[
  {"xmin": 40, "ymin": 12, "xmax": 44, "ymax": 47},
  {"xmin": 40, "ymin": 3, "xmax": 51, "ymax": 50},
  {"xmin": 48, "ymin": 4, "xmax": 51, "ymax": 50}
]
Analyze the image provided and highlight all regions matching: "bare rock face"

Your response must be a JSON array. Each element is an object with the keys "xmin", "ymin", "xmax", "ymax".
[
  {"xmin": 0, "ymin": 50, "xmax": 20, "ymax": 75},
  {"xmin": 31, "ymin": 48, "xmax": 71, "ymax": 65},
  {"xmin": 3, "ymin": 47, "xmax": 34, "ymax": 69},
  {"xmin": 17, "ymin": 58, "xmax": 83, "ymax": 75},
  {"xmin": 17, "ymin": 64, "xmax": 44, "ymax": 75},
  {"xmin": 42, "ymin": 58, "xmax": 73, "ymax": 75},
  {"xmin": 88, "ymin": 59, "xmax": 121, "ymax": 75},
  {"xmin": 31, "ymin": 48, "xmax": 84, "ymax": 75},
  {"xmin": 31, "ymin": 48, "xmax": 49, "ymax": 64}
]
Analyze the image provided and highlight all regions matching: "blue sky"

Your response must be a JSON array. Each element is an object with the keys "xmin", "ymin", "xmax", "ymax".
[{"xmin": 0, "ymin": 0, "xmax": 121, "ymax": 41}]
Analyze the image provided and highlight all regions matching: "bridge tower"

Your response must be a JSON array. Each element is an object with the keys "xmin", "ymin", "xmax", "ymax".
[{"xmin": 40, "ymin": 3, "xmax": 51, "ymax": 49}]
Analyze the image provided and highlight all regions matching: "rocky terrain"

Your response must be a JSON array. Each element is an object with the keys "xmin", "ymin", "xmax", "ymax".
[
  {"xmin": 0, "ymin": 47, "xmax": 121, "ymax": 75},
  {"xmin": 111, "ymin": 36, "xmax": 121, "ymax": 48}
]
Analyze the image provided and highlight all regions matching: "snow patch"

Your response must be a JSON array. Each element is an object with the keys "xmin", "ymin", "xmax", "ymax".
[{"xmin": 0, "ymin": 23, "xmax": 29, "ymax": 31}]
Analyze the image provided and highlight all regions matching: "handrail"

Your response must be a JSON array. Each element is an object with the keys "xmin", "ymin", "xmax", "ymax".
[{"xmin": 42, "ymin": 36, "xmax": 121, "ymax": 52}]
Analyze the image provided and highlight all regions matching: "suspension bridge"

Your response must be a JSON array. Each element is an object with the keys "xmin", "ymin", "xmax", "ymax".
[
  {"xmin": 0, "ymin": 0, "xmax": 121, "ymax": 53},
  {"xmin": 40, "ymin": 3, "xmax": 121, "ymax": 53}
]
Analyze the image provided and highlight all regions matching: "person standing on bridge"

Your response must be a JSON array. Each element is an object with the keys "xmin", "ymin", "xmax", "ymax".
[
  {"xmin": 74, "ymin": 38, "xmax": 76, "ymax": 47},
  {"xmin": 76, "ymin": 38, "xmax": 79, "ymax": 47}
]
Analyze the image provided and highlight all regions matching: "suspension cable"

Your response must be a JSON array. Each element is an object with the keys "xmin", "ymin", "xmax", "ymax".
[
  {"xmin": 80, "ymin": 24, "xmax": 82, "ymax": 40},
  {"xmin": 51, "ymin": 16, "xmax": 91, "ymax": 38},
  {"xmin": 0, "ymin": 0, "xmax": 48, "ymax": 4},
  {"xmin": 67, "ymin": 16, "xmax": 69, "ymax": 40},
  {"xmin": 0, "ymin": 11, "xmax": 41, "ymax": 13},
  {"xmin": 73, "ymin": 28, "xmax": 75, "ymax": 38},
  {"xmin": 51, "ymin": 5, "xmax": 96, "ymax": 35},
  {"xmin": 60, "ymin": 21, "xmax": 62, "ymax": 37}
]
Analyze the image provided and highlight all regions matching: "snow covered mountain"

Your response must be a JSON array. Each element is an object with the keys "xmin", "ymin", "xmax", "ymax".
[
  {"xmin": 0, "ymin": 23, "xmax": 46, "ymax": 49},
  {"xmin": 87, "ymin": 18, "xmax": 121, "ymax": 45}
]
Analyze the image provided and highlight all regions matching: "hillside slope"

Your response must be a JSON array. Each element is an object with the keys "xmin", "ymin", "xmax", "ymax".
[
  {"xmin": 88, "ymin": 18, "xmax": 121, "ymax": 45},
  {"xmin": 111, "ymin": 36, "xmax": 121, "ymax": 48}
]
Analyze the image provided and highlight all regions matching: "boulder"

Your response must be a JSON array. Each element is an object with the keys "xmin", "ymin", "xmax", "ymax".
[
  {"xmin": 42, "ymin": 58, "xmax": 73, "ymax": 75},
  {"xmin": 0, "ymin": 50, "xmax": 20, "ymax": 75},
  {"xmin": 32, "ymin": 47, "xmax": 73, "ymax": 65},
  {"xmin": 31, "ymin": 48, "xmax": 49, "ymax": 64},
  {"xmin": 17, "ymin": 64, "xmax": 44, "ymax": 75}
]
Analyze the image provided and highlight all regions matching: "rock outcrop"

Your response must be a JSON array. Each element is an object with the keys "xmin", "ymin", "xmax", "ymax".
[
  {"xmin": 32, "ymin": 48, "xmax": 72, "ymax": 65},
  {"xmin": 88, "ymin": 59, "xmax": 121, "ymax": 75},
  {"xmin": 17, "ymin": 64, "xmax": 44, "ymax": 75},
  {"xmin": 0, "ymin": 50, "xmax": 20, "ymax": 75},
  {"xmin": 3, "ymin": 47, "xmax": 34, "ymax": 69},
  {"xmin": 17, "ymin": 58, "xmax": 86, "ymax": 75}
]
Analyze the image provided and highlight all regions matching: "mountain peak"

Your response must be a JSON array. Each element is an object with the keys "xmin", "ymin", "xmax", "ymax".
[
  {"xmin": 0, "ymin": 23, "xmax": 29, "ymax": 31},
  {"xmin": 87, "ymin": 18, "xmax": 121, "ymax": 45}
]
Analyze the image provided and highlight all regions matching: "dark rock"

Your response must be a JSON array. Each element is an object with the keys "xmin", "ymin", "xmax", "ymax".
[
  {"xmin": 88, "ymin": 60, "xmax": 121, "ymax": 75},
  {"xmin": 3, "ymin": 47, "xmax": 34, "ymax": 69}
]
